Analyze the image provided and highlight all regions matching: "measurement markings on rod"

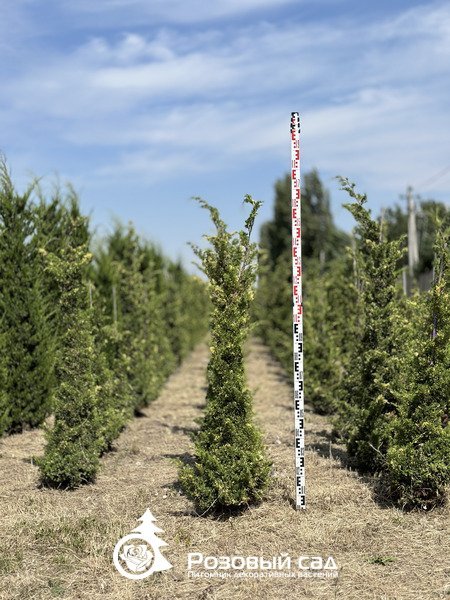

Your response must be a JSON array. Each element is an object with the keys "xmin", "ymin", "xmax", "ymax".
[{"xmin": 291, "ymin": 111, "xmax": 305, "ymax": 509}]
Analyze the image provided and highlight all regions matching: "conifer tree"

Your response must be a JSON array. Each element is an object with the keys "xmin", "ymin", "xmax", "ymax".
[
  {"xmin": 91, "ymin": 242, "xmax": 135, "ymax": 429},
  {"xmin": 183, "ymin": 274, "xmax": 210, "ymax": 349},
  {"xmin": 256, "ymin": 169, "xmax": 351, "ymax": 401},
  {"xmin": 164, "ymin": 262, "xmax": 192, "ymax": 365},
  {"xmin": 260, "ymin": 169, "xmax": 349, "ymax": 268},
  {"xmin": 119, "ymin": 227, "xmax": 171, "ymax": 407},
  {"xmin": 179, "ymin": 196, "xmax": 271, "ymax": 512},
  {"xmin": 164, "ymin": 263, "xmax": 209, "ymax": 364},
  {"xmin": 337, "ymin": 178, "xmax": 405, "ymax": 472},
  {"xmin": 255, "ymin": 249, "xmax": 292, "ymax": 372},
  {"xmin": 305, "ymin": 254, "xmax": 359, "ymax": 414},
  {"xmin": 98, "ymin": 225, "xmax": 170, "ymax": 409},
  {"xmin": 386, "ymin": 225, "xmax": 450, "ymax": 508},
  {"xmin": 0, "ymin": 162, "xmax": 54, "ymax": 434},
  {"xmin": 38, "ymin": 210, "xmax": 102, "ymax": 488},
  {"xmin": 91, "ymin": 286, "xmax": 132, "ymax": 453}
]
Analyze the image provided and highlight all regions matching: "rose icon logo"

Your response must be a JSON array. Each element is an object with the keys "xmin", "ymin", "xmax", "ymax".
[
  {"xmin": 113, "ymin": 510, "xmax": 172, "ymax": 580},
  {"xmin": 120, "ymin": 542, "xmax": 153, "ymax": 572}
]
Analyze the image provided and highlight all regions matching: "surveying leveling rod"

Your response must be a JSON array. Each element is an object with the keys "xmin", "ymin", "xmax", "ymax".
[{"xmin": 291, "ymin": 112, "xmax": 305, "ymax": 509}]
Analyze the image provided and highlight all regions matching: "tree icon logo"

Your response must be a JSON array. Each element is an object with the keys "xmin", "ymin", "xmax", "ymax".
[{"xmin": 113, "ymin": 509, "xmax": 173, "ymax": 580}]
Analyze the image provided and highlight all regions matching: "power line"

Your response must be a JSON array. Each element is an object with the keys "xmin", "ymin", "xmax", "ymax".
[{"xmin": 414, "ymin": 164, "xmax": 450, "ymax": 191}]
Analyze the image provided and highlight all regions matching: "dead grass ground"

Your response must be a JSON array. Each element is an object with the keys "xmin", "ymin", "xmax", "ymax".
[{"xmin": 0, "ymin": 339, "xmax": 448, "ymax": 600}]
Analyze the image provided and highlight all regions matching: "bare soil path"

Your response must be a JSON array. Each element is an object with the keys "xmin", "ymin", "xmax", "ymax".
[{"xmin": 0, "ymin": 340, "xmax": 448, "ymax": 600}]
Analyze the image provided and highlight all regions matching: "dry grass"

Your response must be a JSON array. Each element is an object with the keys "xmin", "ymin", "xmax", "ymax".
[{"xmin": 0, "ymin": 339, "xmax": 449, "ymax": 600}]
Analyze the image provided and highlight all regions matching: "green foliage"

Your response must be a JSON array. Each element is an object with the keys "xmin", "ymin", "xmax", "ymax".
[
  {"xmin": 337, "ymin": 177, "xmax": 405, "ymax": 472},
  {"xmin": 94, "ymin": 224, "xmax": 174, "ymax": 409},
  {"xmin": 180, "ymin": 196, "xmax": 271, "ymax": 512},
  {"xmin": 164, "ymin": 262, "xmax": 210, "ymax": 365},
  {"xmin": 0, "ymin": 162, "xmax": 55, "ymax": 434},
  {"xmin": 93, "ymin": 223, "xmax": 209, "ymax": 413},
  {"xmin": 260, "ymin": 169, "xmax": 349, "ymax": 269},
  {"xmin": 91, "ymin": 294, "xmax": 132, "ymax": 453},
  {"xmin": 385, "ymin": 225, "xmax": 450, "ymax": 508},
  {"xmin": 37, "ymin": 237, "xmax": 102, "ymax": 488},
  {"xmin": 304, "ymin": 255, "xmax": 358, "ymax": 414},
  {"xmin": 0, "ymin": 156, "xmax": 208, "ymax": 487},
  {"xmin": 256, "ymin": 170, "xmax": 354, "ymax": 414},
  {"xmin": 254, "ymin": 247, "xmax": 292, "ymax": 373},
  {"xmin": 257, "ymin": 167, "xmax": 450, "ymax": 508}
]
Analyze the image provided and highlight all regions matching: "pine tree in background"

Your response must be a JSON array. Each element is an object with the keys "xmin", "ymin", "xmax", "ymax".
[
  {"xmin": 38, "ymin": 210, "xmax": 102, "ymax": 488},
  {"xmin": 0, "ymin": 162, "xmax": 55, "ymax": 434},
  {"xmin": 256, "ymin": 169, "xmax": 353, "ymax": 413},
  {"xmin": 385, "ymin": 224, "xmax": 450, "ymax": 508},
  {"xmin": 260, "ymin": 169, "xmax": 349, "ymax": 269},
  {"xmin": 337, "ymin": 178, "xmax": 405, "ymax": 473},
  {"xmin": 179, "ymin": 196, "xmax": 271, "ymax": 512}
]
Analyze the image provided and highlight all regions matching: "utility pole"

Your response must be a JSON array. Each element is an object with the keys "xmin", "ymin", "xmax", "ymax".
[
  {"xmin": 379, "ymin": 206, "xmax": 385, "ymax": 242},
  {"xmin": 406, "ymin": 186, "xmax": 419, "ymax": 279}
]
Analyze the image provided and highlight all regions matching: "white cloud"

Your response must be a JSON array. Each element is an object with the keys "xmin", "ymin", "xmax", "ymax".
[{"xmin": 2, "ymin": 1, "xmax": 450, "ymax": 202}]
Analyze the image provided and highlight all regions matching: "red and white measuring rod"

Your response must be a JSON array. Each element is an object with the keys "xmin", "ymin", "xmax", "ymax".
[{"xmin": 291, "ymin": 112, "xmax": 305, "ymax": 510}]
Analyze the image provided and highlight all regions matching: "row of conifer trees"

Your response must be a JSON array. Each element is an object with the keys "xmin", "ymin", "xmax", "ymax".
[
  {"xmin": 0, "ymin": 161, "xmax": 208, "ymax": 488},
  {"xmin": 256, "ymin": 170, "xmax": 450, "ymax": 509}
]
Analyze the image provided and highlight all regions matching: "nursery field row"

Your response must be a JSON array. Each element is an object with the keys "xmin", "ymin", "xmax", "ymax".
[{"xmin": 1, "ymin": 339, "xmax": 448, "ymax": 600}]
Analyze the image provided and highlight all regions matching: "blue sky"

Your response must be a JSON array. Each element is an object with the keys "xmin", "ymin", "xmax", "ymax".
[{"xmin": 1, "ymin": 0, "xmax": 449, "ymax": 267}]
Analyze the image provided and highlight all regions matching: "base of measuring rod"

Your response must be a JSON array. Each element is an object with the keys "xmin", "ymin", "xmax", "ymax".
[{"xmin": 295, "ymin": 498, "xmax": 306, "ymax": 510}]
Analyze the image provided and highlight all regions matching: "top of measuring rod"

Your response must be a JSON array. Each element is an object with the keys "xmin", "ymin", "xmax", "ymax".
[{"xmin": 290, "ymin": 112, "xmax": 300, "ymax": 132}]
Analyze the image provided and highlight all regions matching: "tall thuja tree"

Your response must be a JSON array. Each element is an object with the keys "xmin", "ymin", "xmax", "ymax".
[
  {"xmin": 140, "ymin": 241, "xmax": 176, "ymax": 382},
  {"xmin": 164, "ymin": 263, "xmax": 209, "ymax": 364},
  {"xmin": 183, "ymin": 274, "xmax": 210, "ymax": 349},
  {"xmin": 100, "ymin": 224, "xmax": 172, "ymax": 409},
  {"xmin": 256, "ymin": 169, "xmax": 350, "ymax": 408},
  {"xmin": 385, "ymin": 225, "xmax": 450, "ymax": 508},
  {"xmin": 91, "ymin": 244, "xmax": 134, "ymax": 436},
  {"xmin": 91, "ymin": 285, "xmax": 132, "ymax": 453},
  {"xmin": 34, "ymin": 187, "xmax": 70, "ymax": 302},
  {"xmin": 179, "ymin": 195, "xmax": 271, "ymax": 512},
  {"xmin": 303, "ymin": 254, "xmax": 358, "ymax": 414},
  {"xmin": 165, "ymin": 261, "xmax": 196, "ymax": 365},
  {"xmin": 0, "ymin": 162, "xmax": 54, "ymax": 434},
  {"xmin": 255, "ymin": 250, "xmax": 292, "ymax": 372},
  {"xmin": 337, "ymin": 178, "xmax": 405, "ymax": 472},
  {"xmin": 38, "ymin": 207, "xmax": 103, "ymax": 488}
]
